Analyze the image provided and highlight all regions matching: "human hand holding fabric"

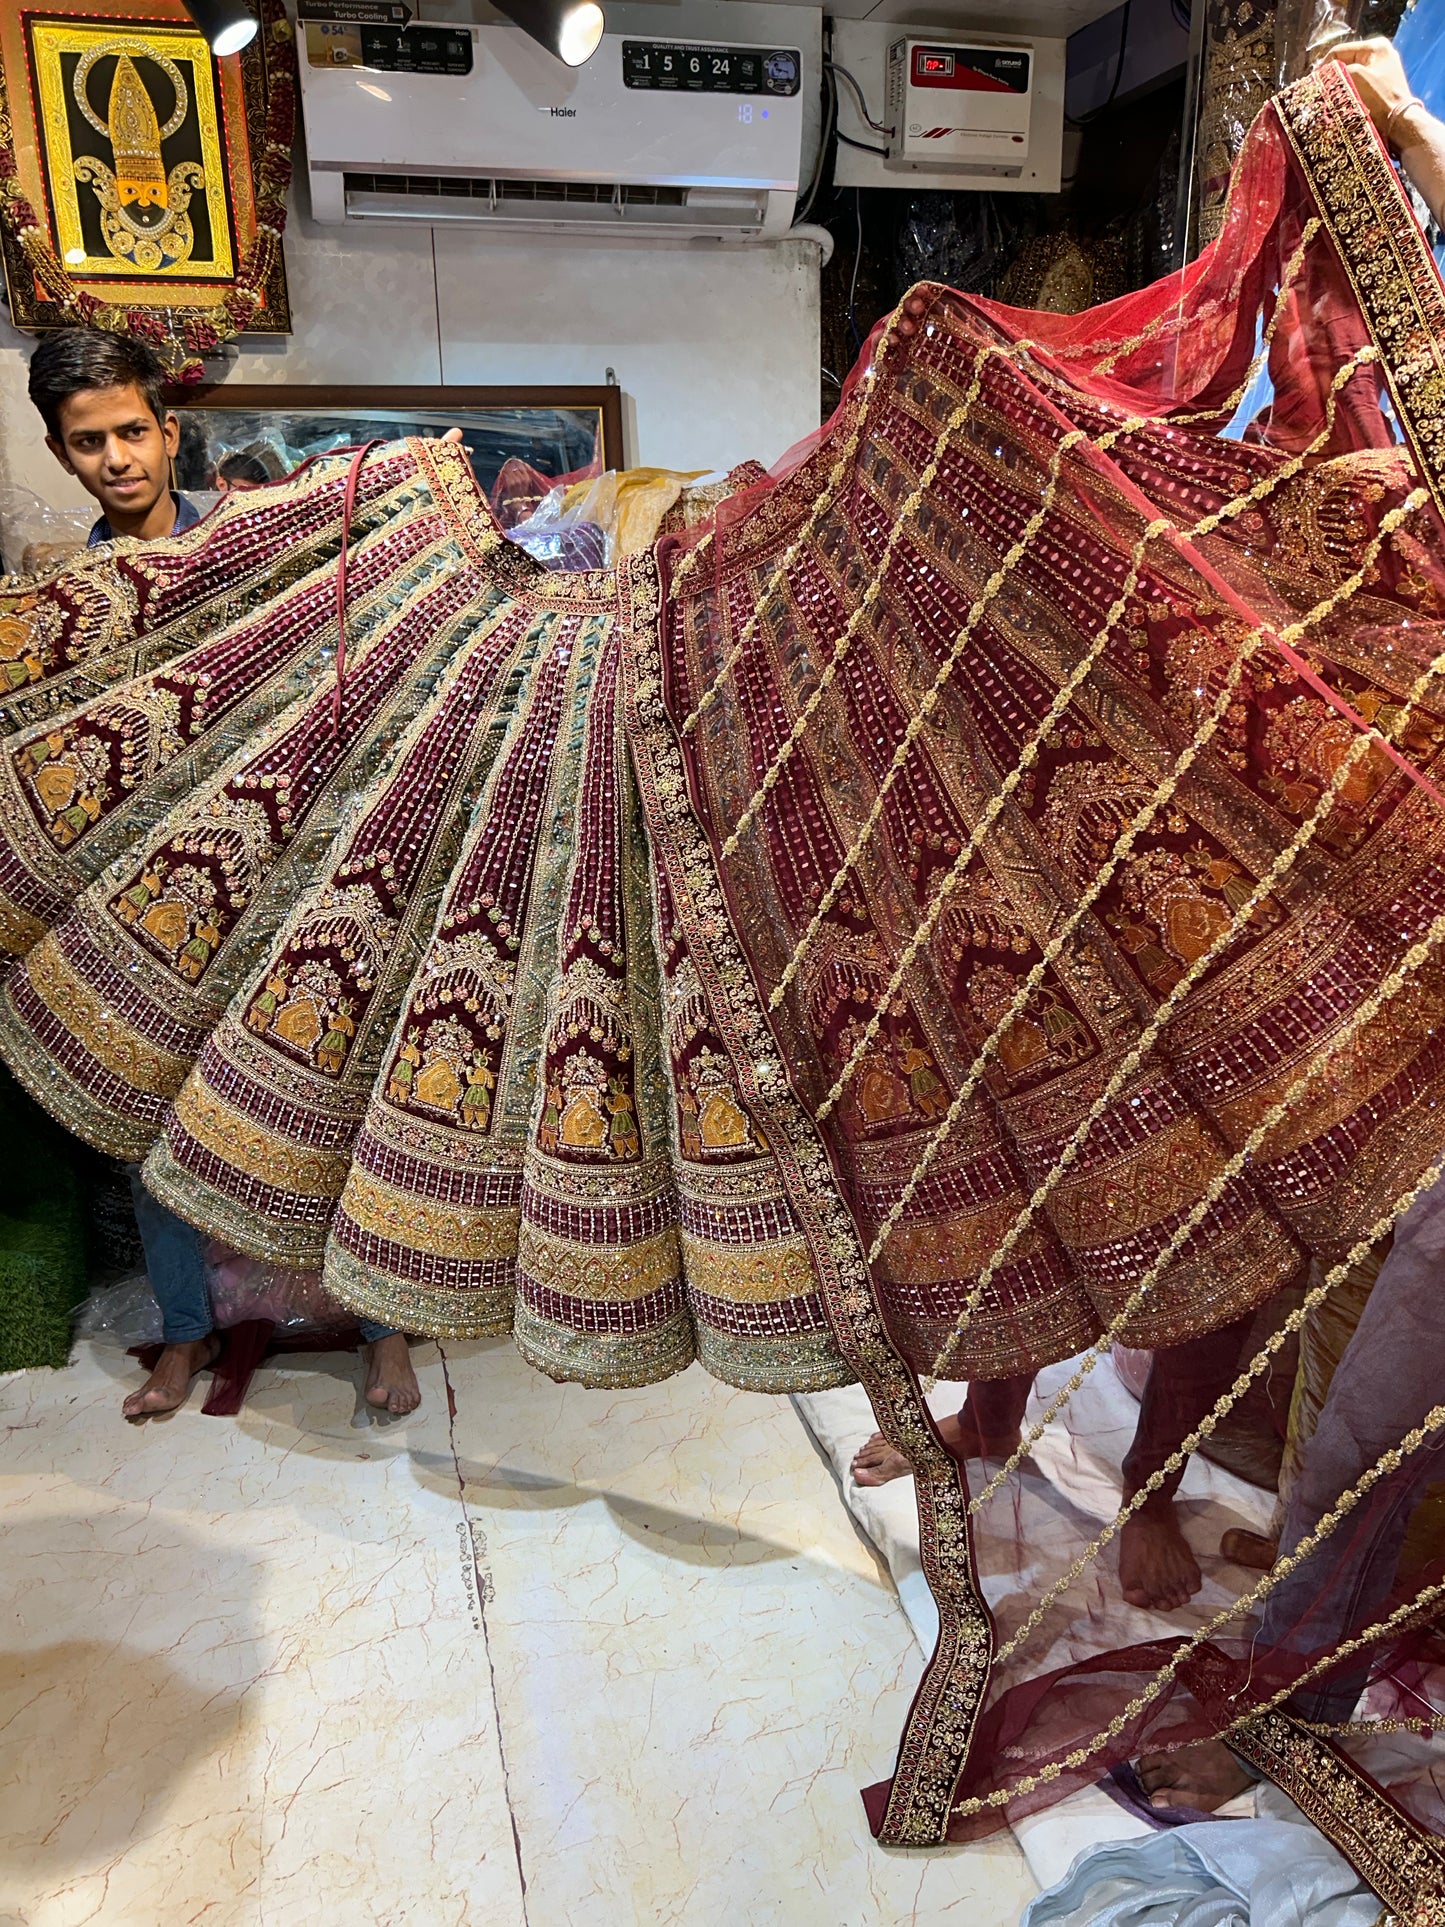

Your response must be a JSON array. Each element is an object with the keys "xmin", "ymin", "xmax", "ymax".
[
  {"xmin": 1333, "ymin": 36, "xmax": 1445, "ymax": 228},
  {"xmin": 1330, "ymin": 36, "xmax": 1415, "ymax": 131}
]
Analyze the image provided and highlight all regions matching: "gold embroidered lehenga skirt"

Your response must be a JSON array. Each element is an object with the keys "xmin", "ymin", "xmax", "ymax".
[{"xmin": 4, "ymin": 60, "xmax": 1445, "ymax": 1899}]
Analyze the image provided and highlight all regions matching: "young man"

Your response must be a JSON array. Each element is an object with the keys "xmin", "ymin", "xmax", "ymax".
[
  {"xmin": 29, "ymin": 328, "xmax": 201, "ymax": 547},
  {"xmin": 27, "ymin": 328, "xmax": 422, "ymax": 1419}
]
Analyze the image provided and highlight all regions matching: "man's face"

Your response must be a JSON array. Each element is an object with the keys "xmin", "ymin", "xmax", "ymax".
[{"xmin": 48, "ymin": 382, "xmax": 179, "ymax": 525}]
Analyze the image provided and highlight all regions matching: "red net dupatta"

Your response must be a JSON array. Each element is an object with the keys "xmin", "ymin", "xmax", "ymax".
[{"xmin": 654, "ymin": 60, "xmax": 1445, "ymax": 1896}]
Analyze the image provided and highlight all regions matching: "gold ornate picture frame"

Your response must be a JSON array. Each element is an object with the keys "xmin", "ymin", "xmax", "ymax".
[{"xmin": 0, "ymin": 0, "xmax": 292, "ymax": 360}]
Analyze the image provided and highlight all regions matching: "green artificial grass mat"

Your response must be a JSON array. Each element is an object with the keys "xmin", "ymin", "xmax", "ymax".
[{"xmin": 0, "ymin": 1065, "xmax": 87, "ymax": 1372}]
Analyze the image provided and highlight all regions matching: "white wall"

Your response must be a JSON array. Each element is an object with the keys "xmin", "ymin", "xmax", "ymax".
[
  {"xmin": 432, "ymin": 231, "xmax": 819, "ymax": 474},
  {"xmin": 0, "ymin": 191, "xmax": 821, "ymax": 562}
]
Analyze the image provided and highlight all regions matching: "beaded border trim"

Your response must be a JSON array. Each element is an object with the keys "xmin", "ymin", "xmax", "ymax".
[
  {"xmin": 1227, "ymin": 1713, "xmax": 1445, "ymax": 1919},
  {"xmin": 1277, "ymin": 63, "xmax": 1445, "ymax": 538}
]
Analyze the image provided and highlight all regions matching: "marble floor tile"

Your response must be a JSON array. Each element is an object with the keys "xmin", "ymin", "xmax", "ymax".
[
  {"xmin": 2, "ymin": 1337, "xmax": 1038, "ymax": 1927},
  {"xmin": 441, "ymin": 1341, "xmax": 1038, "ymax": 1927},
  {"xmin": 1, "ymin": 1342, "xmax": 526, "ymax": 1927}
]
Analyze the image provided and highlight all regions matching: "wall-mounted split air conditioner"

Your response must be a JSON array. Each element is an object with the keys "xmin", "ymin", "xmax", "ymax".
[{"xmin": 297, "ymin": 5, "xmax": 816, "ymax": 242}]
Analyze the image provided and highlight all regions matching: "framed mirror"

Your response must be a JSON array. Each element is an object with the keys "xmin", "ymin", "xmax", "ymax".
[{"xmin": 165, "ymin": 383, "xmax": 626, "ymax": 504}]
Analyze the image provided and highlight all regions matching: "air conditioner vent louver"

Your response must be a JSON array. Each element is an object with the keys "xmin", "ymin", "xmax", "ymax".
[
  {"xmin": 340, "ymin": 170, "xmax": 769, "ymax": 232},
  {"xmin": 343, "ymin": 172, "xmax": 690, "ymax": 207}
]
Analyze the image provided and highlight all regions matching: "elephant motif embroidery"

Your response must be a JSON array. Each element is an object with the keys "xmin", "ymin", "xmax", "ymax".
[
  {"xmin": 0, "ymin": 610, "xmax": 44, "ymax": 690},
  {"xmin": 116, "ymin": 858, "xmax": 222, "ymax": 981},
  {"xmin": 838, "ymin": 1020, "xmax": 950, "ymax": 1127},
  {"xmin": 686, "ymin": 1049, "xmax": 755, "ymax": 1153}
]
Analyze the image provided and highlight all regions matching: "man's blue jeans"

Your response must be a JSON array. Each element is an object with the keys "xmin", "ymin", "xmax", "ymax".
[{"xmin": 127, "ymin": 1170, "xmax": 397, "ymax": 1345}]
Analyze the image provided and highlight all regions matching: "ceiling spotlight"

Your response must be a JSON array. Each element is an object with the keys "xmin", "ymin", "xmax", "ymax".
[
  {"xmin": 492, "ymin": 0, "xmax": 604, "ymax": 67},
  {"xmin": 179, "ymin": 0, "xmax": 259, "ymax": 56}
]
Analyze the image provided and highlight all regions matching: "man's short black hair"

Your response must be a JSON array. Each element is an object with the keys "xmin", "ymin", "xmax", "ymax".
[
  {"xmin": 218, "ymin": 442, "xmax": 286, "ymax": 486},
  {"xmin": 27, "ymin": 328, "xmax": 169, "ymax": 439}
]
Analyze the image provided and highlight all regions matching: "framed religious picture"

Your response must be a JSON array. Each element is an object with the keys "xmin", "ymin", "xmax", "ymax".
[
  {"xmin": 0, "ymin": 0, "xmax": 293, "ymax": 368},
  {"xmin": 163, "ymin": 384, "xmax": 627, "ymax": 505}
]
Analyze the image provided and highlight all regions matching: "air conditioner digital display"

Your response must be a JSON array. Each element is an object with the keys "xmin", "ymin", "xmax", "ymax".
[
  {"xmin": 361, "ymin": 25, "xmax": 472, "ymax": 70},
  {"xmin": 305, "ymin": 20, "xmax": 473, "ymax": 70},
  {"xmin": 622, "ymin": 42, "xmax": 800, "ymax": 96}
]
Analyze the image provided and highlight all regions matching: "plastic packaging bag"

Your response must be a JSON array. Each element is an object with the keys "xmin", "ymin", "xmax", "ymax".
[
  {"xmin": 74, "ymin": 1272, "xmax": 164, "ymax": 1348},
  {"xmin": 0, "ymin": 481, "xmax": 94, "ymax": 579},
  {"xmin": 505, "ymin": 467, "xmax": 714, "ymax": 570},
  {"xmin": 205, "ymin": 1244, "xmax": 354, "ymax": 1335},
  {"xmin": 504, "ymin": 483, "xmax": 609, "ymax": 572},
  {"xmin": 74, "ymin": 1246, "xmax": 356, "ymax": 1347}
]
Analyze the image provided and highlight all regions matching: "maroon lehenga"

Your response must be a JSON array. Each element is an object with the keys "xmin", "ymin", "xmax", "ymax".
[{"xmin": 3, "ymin": 60, "xmax": 1445, "ymax": 1900}]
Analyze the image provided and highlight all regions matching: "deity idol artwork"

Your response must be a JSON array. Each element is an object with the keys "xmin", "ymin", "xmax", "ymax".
[
  {"xmin": 4, "ymin": 59, "xmax": 1445, "ymax": 1910},
  {"xmin": 0, "ymin": 0, "xmax": 291, "ymax": 370}
]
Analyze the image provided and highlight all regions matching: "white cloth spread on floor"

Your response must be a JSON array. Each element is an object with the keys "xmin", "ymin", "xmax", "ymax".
[
  {"xmin": 792, "ymin": 1363, "xmax": 1270, "ymax": 1890},
  {"xmin": 1020, "ymin": 1819, "xmax": 1378, "ymax": 1927}
]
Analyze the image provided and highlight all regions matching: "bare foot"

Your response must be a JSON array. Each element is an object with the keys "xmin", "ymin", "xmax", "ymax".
[
  {"xmin": 1138, "ymin": 1740, "xmax": 1253, "ymax": 1812},
  {"xmin": 364, "ymin": 1333, "xmax": 421, "ymax": 1415},
  {"xmin": 850, "ymin": 1409, "xmax": 1023, "ymax": 1487},
  {"xmin": 1118, "ymin": 1502, "xmax": 1202, "ymax": 1611},
  {"xmin": 122, "ymin": 1334, "xmax": 221, "ymax": 1420},
  {"xmin": 1220, "ymin": 1527, "xmax": 1278, "ymax": 1571},
  {"xmin": 851, "ymin": 1429, "xmax": 915, "ymax": 1486}
]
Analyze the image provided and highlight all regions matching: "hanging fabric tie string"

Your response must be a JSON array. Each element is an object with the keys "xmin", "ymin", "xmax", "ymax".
[{"xmin": 332, "ymin": 441, "xmax": 383, "ymax": 738}]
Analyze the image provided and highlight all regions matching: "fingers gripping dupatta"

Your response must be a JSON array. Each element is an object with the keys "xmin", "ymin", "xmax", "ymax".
[{"xmin": 4, "ymin": 61, "xmax": 1445, "ymax": 1895}]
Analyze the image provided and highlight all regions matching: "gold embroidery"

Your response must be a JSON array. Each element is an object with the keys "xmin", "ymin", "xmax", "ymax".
[
  {"xmin": 518, "ymin": 1220, "xmax": 679, "ymax": 1302},
  {"xmin": 17, "ymin": 725, "xmax": 111, "ymax": 847},
  {"xmin": 172, "ymin": 1077, "xmax": 352, "ymax": 1198},
  {"xmin": 326, "ymin": 1238, "xmax": 517, "ymax": 1341},
  {"xmin": 338, "ymin": 1166, "xmax": 521, "ymax": 1259},
  {"xmin": 1227, "ymin": 1713, "xmax": 1445, "ymax": 1918},
  {"xmin": 819, "ymin": 350, "xmax": 1383, "ymax": 1141},
  {"xmin": 911, "ymin": 491, "xmax": 1429, "ymax": 1305},
  {"xmin": 0, "ymin": 609, "xmax": 44, "ymax": 689},
  {"xmin": 1277, "ymin": 65, "xmax": 1445, "ymax": 536},
  {"xmin": 22, "ymin": 933, "xmax": 190, "ymax": 1097},
  {"xmin": 680, "ymin": 1233, "xmax": 816, "ymax": 1305},
  {"xmin": 681, "ymin": 1046, "xmax": 757, "ymax": 1155},
  {"xmin": 0, "ymin": 892, "xmax": 48, "ymax": 958}
]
